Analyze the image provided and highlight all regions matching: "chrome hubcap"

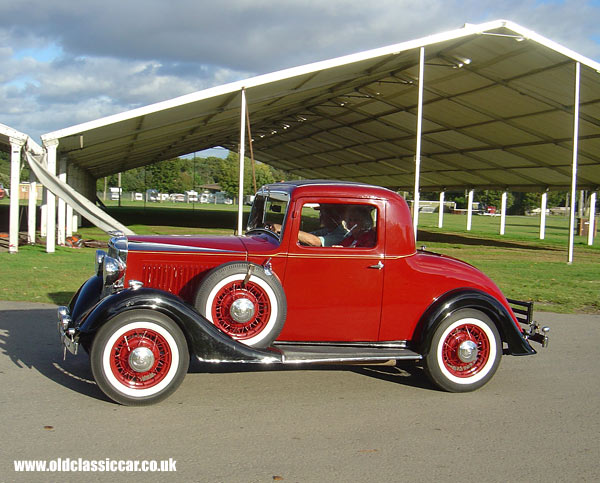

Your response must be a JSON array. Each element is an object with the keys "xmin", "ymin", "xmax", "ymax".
[
  {"xmin": 230, "ymin": 298, "xmax": 256, "ymax": 323},
  {"xmin": 128, "ymin": 347, "xmax": 155, "ymax": 372},
  {"xmin": 458, "ymin": 340, "xmax": 478, "ymax": 363}
]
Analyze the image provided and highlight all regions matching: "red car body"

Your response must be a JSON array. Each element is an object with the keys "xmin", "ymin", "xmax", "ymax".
[{"xmin": 58, "ymin": 181, "xmax": 548, "ymax": 405}]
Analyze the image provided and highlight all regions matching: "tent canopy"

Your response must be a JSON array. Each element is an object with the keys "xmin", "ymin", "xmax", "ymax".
[{"xmin": 40, "ymin": 20, "xmax": 600, "ymax": 192}]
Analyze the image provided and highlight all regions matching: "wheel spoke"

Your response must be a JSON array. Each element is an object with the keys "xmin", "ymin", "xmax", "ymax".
[
  {"xmin": 212, "ymin": 280, "xmax": 271, "ymax": 339},
  {"xmin": 110, "ymin": 328, "xmax": 172, "ymax": 389},
  {"xmin": 442, "ymin": 323, "xmax": 490, "ymax": 378}
]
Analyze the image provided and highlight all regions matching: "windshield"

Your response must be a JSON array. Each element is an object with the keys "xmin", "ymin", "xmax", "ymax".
[{"xmin": 246, "ymin": 190, "xmax": 290, "ymax": 236}]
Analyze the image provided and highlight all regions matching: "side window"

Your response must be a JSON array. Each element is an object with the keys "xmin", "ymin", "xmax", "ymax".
[
  {"xmin": 297, "ymin": 202, "xmax": 378, "ymax": 248},
  {"xmin": 298, "ymin": 203, "xmax": 348, "ymax": 247}
]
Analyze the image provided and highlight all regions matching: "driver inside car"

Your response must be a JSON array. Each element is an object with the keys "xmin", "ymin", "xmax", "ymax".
[{"xmin": 272, "ymin": 204, "xmax": 348, "ymax": 247}]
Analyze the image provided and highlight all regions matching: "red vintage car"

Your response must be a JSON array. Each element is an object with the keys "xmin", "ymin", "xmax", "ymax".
[{"xmin": 58, "ymin": 180, "xmax": 548, "ymax": 405}]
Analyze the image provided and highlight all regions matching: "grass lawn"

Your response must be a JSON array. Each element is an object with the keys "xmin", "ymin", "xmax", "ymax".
[{"xmin": 1, "ymin": 206, "xmax": 598, "ymax": 314}]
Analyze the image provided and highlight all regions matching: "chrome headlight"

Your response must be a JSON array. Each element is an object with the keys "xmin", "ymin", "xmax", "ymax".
[
  {"xmin": 98, "ymin": 236, "xmax": 129, "ymax": 290},
  {"xmin": 102, "ymin": 256, "xmax": 125, "ymax": 286}
]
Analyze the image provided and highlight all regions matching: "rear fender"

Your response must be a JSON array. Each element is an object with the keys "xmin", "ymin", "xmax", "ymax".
[
  {"xmin": 77, "ymin": 287, "xmax": 281, "ymax": 363},
  {"xmin": 416, "ymin": 289, "xmax": 536, "ymax": 356}
]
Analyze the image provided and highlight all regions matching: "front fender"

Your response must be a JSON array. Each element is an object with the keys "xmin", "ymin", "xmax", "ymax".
[
  {"xmin": 77, "ymin": 287, "xmax": 281, "ymax": 363},
  {"xmin": 416, "ymin": 288, "xmax": 536, "ymax": 356},
  {"xmin": 69, "ymin": 275, "xmax": 103, "ymax": 322}
]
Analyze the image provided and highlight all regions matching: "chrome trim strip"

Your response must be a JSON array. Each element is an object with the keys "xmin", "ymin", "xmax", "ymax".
[
  {"xmin": 274, "ymin": 340, "xmax": 409, "ymax": 349},
  {"xmin": 281, "ymin": 354, "xmax": 422, "ymax": 364},
  {"xmin": 127, "ymin": 241, "xmax": 245, "ymax": 254}
]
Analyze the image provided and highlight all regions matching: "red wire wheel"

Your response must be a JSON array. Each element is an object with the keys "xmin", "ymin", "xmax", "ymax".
[
  {"xmin": 211, "ymin": 281, "xmax": 272, "ymax": 340},
  {"xmin": 424, "ymin": 309, "xmax": 502, "ymax": 393},
  {"xmin": 109, "ymin": 327, "xmax": 172, "ymax": 389},
  {"xmin": 91, "ymin": 311, "xmax": 189, "ymax": 406},
  {"xmin": 440, "ymin": 323, "xmax": 490, "ymax": 378}
]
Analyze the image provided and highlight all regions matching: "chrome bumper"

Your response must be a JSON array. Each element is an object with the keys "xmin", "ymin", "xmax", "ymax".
[
  {"xmin": 57, "ymin": 306, "xmax": 79, "ymax": 356},
  {"xmin": 507, "ymin": 298, "xmax": 550, "ymax": 348}
]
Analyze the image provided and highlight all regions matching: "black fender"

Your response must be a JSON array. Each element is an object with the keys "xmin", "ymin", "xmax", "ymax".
[
  {"xmin": 76, "ymin": 287, "xmax": 282, "ymax": 364},
  {"xmin": 69, "ymin": 275, "xmax": 103, "ymax": 322},
  {"xmin": 416, "ymin": 288, "xmax": 536, "ymax": 357}
]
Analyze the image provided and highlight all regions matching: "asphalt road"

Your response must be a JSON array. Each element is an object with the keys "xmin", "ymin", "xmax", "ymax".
[{"xmin": 0, "ymin": 302, "xmax": 598, "ymax": 482}]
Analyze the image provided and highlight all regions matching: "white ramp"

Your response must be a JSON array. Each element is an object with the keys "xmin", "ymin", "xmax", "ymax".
[{"xmin": 24, "ymin": 139, "xmax": 135, "ymax": 236}]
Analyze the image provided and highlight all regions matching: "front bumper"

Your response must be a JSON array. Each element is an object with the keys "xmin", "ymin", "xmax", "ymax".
[
  {"xmin": 57, "ymin": 306, "xmax": 79, "ymax": 356},
  {"xmin": 507, "ymin": 298, "xmax": 550, "ymax": 348}
]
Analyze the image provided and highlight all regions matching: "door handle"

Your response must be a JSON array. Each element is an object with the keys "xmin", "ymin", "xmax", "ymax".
[{"xmin": 368, "ymin": 261, "xmax": 384, "ymax": 269}]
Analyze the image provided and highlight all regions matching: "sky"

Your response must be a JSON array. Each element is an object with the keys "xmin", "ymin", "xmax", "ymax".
[{"xmin": 1, "ymin": 0, "xmax": 600, "ymax": 144}]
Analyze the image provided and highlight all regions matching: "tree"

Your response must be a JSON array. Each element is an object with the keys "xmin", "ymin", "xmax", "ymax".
[
  {"xmin": 477, "ymin": 190, "xmax": 514, "ymax": 212},
  {"xmin": 91, "ymin": 153, "xmax": 300, "ymax": 197},
  {"xmin": 217, "ymin": 153, "xmax": 276, "ymax": 198},
  {"xmin": 0, "ymin": 151, "xmax": 9, "ymax": 186},
  {"xmin": 0, "ymin": 151, "xmax": 30, "ymax": 185}
]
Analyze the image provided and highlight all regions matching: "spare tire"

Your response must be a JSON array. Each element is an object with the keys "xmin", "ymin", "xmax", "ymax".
[{"xmin": 194, "ymin": 262, "xmax": 287, "ymax": 348}]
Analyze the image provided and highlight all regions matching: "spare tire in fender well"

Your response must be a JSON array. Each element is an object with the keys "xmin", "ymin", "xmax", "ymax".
[{"xmin": 193, "ymin": 261, "xmax": 287, "ymax": 348}]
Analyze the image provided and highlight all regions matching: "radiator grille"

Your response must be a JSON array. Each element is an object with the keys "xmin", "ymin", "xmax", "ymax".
[{"xmin": 142, "ymin": 264, "xmax": 212, "ymax": 302}]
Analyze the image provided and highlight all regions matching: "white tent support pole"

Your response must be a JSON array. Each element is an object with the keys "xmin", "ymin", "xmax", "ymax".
[
  {"xmin": 40, "ymin": 184, "xmax": 47, "ymax": 237},
  {"xmin": 66, "ymin": 204, "xmax": 73, "ymax": 237},
  {"xmin": 568, "ymin": 62, "xmax": 580, "ymax": 264},
  {"xmin": 237, "ymin": 88, "xmax": 247, "ymax": 236},
  {"xmin": 500, "ymin": 190, "xmax": 507, "ymax": 235},
  {"xmin": 467, "ymin": 189, "xmax": 474, "ymax": 231},
  {"xmin": 588, "ymin": 192, "xmax": 596, "ymax": 246},
  {"xmin": 540, "ymin": 191, "xmax": 548, "ymax": 240},
  {"xmin": 438, "ymin": 191, "xmax": 445, "ymax": 228},
  {"xmin": 57, "ymin": 158, "xmax": 67, "ymax": 246},
  {"xmin": 413, "ymin": 46, "xmax": 425, "ymax": 242},
  {"xmin": 9, "ymin": 137, "xmax": 25, "ymax": 253},
  {"xmin": 28, "ymin": 180, "xmax": 37, "ymax": 244},
  {"xmin": 45, "ymin": 139, "xmax": 59, "ymax": 253}
]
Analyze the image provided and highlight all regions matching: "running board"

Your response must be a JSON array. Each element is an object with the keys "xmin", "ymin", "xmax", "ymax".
[{"xmin": 273, "ymin": 343, "xmax": 422, "ymax": 364}]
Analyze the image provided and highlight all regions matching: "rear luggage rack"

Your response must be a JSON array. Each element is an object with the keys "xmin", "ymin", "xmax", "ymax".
[{"xmin": 507, "ymin": 298, "xmax": 549, "ymax": 348}]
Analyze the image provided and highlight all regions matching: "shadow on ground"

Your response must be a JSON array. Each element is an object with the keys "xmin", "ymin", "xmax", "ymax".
[
  {"xmin": 0, "ymin": 307, "xmax": 108, "ymax": 402},
  {"xmin": 417, "ymin": 229, "xmax": 563, "ymax": 251},
  {"xmin": 189, "ymin": 358, "xmax": 433, "ymax": 391},
  {"xmin": 0, "ymin": 306, "xmax": 434, "ymax": 405}
]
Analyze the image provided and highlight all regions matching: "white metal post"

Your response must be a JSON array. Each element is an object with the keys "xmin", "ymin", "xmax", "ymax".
[
  {"xmin": 413, "ymin": 47, "xmax": 425, "ymax": 242},
  {"xmin": 28, "ymin": 180, "xmax": 37, "ymax": 244},
  {"xmin": 588, "ymin": 192, "xmax": 596, "ymax": 246},
  {"xmin": 568, "ymin": 62, "xmax": 580, "ymax": 264},
  {"xmin": 40, "ymin": 199, "xmax": 47, "ymax": 237},
  {"xmin": 540, "ymin": 191, "xmax": 548, "ymax": 240},
  {"xmin": 45, "ymin": 139, "xmax": 59, "ymax": 253},
  {"xmin": 9, "ymin": 137, "xmax": 25, "ymax": 253},
  {"xmin": 237, "ymin": 88, "xmax": 247, "ymax": 236},
  {"xmin": 66, "ymin": 204, "xmax": 73, "ymax": 237},
  {"xmin": 57, "ymin": 158, "xmax": 67, "ymax": 246},
  {"xmin": 500, "ymin": 190, "xmax": 507, "ymax": 235},
  {"xmin": 467, "ymin": 189, "xmax": 474, "ymax": 231},
  {"xmin": 438, "ymin": 191, "xmax": 445, "ymax": 228}
]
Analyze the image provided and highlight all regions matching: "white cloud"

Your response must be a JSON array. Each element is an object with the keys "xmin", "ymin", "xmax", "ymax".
[{"xmin": 0, "ymin": 0, "xmax": 598, "ymax": 141}]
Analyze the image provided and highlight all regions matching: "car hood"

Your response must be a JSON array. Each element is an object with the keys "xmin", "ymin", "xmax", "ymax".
[
  {"xmin": 125, "ymin": 233, "xmax": 281, "ymax": 255},
  {"xmin": 126, "ymin": 235, "xmax": 248, "ymax": 254}
]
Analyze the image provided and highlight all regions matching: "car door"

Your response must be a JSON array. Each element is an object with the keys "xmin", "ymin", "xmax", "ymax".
[{"xmin": 278, "ymin": 198, "xmax": 386, "ymax": 342}]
